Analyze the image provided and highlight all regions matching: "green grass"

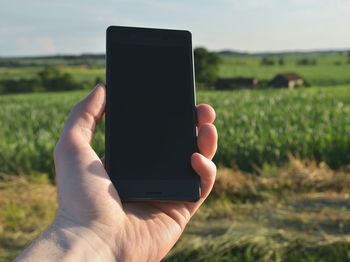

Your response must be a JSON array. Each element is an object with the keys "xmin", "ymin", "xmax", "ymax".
[
  {"xmin": 1, "ymin": 85, "xmax": 350, "ymax": 177},
  {"xmin": 0, "ymin": 91, "xmax": 104, "ymax": 178},
  {"xmin": 205, "ymin": 85, "xmax": 350, "ymax": 171}
]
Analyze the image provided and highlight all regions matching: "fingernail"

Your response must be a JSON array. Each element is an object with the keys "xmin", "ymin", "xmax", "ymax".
[
  {"xmin": 95, "ymin": 83, "xmax": 104, "ymax": 89},
  {"xmin": 90, "ymin": 83, "xmax": 104, "ymax": 94},
  {"xmin": 96, "ymin": 83, "xmax": 105, "ymax": 87}
]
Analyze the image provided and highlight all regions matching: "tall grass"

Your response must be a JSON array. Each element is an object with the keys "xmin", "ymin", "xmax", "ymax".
[
  {"xmin": 204, "ymin": 85, "xmax": 350, "ymax": 171},
  {"xmin": 1, "ymin": 86, "xmax": 350, "ymax": 177}
]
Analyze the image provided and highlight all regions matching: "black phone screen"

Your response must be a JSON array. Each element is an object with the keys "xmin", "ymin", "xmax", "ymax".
[{"xmin": 107, "ymin": 29, "xmax": 197, "ymax": 181}]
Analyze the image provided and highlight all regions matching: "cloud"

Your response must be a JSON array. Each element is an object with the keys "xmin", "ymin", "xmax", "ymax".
[{"xmin": 0, "ymin": 0, "xmax": 349, "ymax": 55}]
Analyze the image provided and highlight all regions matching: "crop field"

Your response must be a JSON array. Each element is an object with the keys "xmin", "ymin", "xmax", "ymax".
[
  {"xmin": 1, "ymin": 85, "xmax": 350, "ymax": 177},
  {"xmin": 208, "ymin": 86, "xmax": 350, "ymax": 171}
]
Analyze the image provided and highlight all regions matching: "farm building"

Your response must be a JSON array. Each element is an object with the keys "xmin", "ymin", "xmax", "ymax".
[
  {"xmin": 269, "ymin": 72, "xmax": 304, "ymax": 88},
  {"xmin": 215, "ymin": 77, "xmax": 259, "ymax": 90}
]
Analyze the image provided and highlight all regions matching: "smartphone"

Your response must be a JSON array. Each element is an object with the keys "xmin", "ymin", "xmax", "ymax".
[{"xmin": 105, "ymin": 26, "xmax": 200, "ymax": 202}]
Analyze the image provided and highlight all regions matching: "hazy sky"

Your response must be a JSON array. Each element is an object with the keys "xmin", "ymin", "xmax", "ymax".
[{"xmin": 1, "ymin": 0, "xmax": 350, "ymax": 56}]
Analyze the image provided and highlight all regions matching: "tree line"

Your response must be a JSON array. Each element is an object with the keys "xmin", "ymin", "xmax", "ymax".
[
  {"xmin": 261, "ymin": 51, "xmax": 350, "ymax": 66},
  {"xmin": 261, "ymin": 57, "xmax": 317, "ymax": 66},
  {"xmin": 0, "ymin": 67, "xmax": 96, "ymax": 94},
  {"xmin": 0, "ymin": 48, "xmax": 221, "ymax": 94}
]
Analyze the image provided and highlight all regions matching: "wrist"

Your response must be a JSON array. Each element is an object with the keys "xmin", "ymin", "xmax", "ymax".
[
  {"xmin": 16, "ymin": 215, "xmax": 117, "ymax": 262},
  {"xmin": 51, "ymin": 215, "xmax": 117, "ymax": 261}
]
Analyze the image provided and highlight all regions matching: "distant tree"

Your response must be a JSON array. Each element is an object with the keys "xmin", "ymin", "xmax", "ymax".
[
  {"xmin": 278, "ymin": 57, "xmax": 285, "ymax": 66},
  {"xmin": 348, "ymin": 51, "xmax": 350, "ymax": 64},
  {"xmin": 0, "ymin": 81, "xmax": 4, "ymax": 94},
  {"xmin": 0, "ymin": 59, "xmax": 21, "ymax": 67},
  {"xmin": 0, "ymin": 78, "xmax": 42, "ymax": 94},
  {"xmin": 296, "ymin": 58, "xmax": 317, "ymax": 66},
  {"xmin": 38, "ymin": 66, "xmax": 61, "ymax": 90},
  {"xmin": 261, "ymin": 57, "xmax": 275, "ymax": 66},
  {"xmin": 194, "ymin": 47, "xmax": 221, "ymax": 89},
  {"xmin": 94, "ymin": 76, "xmax": 104, "ymax": 86},
  {"xmin": 38, "ymin": 67, "xmax": 83, "ymax": 91}
]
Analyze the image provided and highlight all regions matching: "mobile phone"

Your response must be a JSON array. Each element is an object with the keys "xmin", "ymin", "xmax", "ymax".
[{"xmin": 105, "ymin": 26, "xmax": 200, "ymax": 202}]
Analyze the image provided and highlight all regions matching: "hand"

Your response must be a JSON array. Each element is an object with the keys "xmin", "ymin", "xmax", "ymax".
[{"xmin": 16, "ymin": 84, "xmax": 217, "ymax": 262}]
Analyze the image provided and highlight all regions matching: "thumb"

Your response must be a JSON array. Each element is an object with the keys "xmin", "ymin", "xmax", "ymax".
[{"xmin": 55, "ymin": 84, "xmax": 106, "ymax": 154}]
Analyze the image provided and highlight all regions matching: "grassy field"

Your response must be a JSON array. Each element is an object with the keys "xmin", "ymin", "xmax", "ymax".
[
  {"xmin": 2, "ymin": 160, "xmax": 350, "ymax": 261},
  {"xmin": 1, "ymin": 53, "xmax": 350, "ymax": 260},
  {"xmin": 220, "ymin": 53, "xmax": 350, "ymax": 86},
  {"xmin": 1, "ymin": 85, "xmax": 350, "ymax": 177}
]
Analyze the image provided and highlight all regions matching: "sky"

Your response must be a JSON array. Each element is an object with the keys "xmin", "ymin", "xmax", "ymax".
[{"xmin": 0, "ymin": 0, "xmax": 350, "ymax": 56}]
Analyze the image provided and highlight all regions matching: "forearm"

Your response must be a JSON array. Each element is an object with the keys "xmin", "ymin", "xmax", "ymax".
[{"xmin": 15, "ymin": 217, "xmax": 116, "ymax": 262}]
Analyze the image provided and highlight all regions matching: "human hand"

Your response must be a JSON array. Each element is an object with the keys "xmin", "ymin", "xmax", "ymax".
[{"xmin": 16, "ymin": 84, "xmax": 217, "ymax": 262}]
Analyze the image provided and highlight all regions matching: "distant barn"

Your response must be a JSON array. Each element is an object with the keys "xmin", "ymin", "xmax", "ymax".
[
  {"xmin": 215, "ymin": 77, "xmax": 259, "ymax": 90},
  {"xmin": 269, "ymin": 72, "xmax": 304, "ymax": 88}
]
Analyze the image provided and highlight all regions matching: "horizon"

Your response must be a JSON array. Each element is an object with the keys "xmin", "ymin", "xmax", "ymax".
[
  {"xmin": 1, "ymin": 47, "xmax": 349, "ymax": 59},
  {"xmin": 1, "ymin": 0, "xmax": 350, "ymax": 56}
]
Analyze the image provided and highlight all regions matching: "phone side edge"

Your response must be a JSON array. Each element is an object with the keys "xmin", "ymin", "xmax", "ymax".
[{"xmin": 105, "ymin": 27, "xmax": 111, "ymax": 175}]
